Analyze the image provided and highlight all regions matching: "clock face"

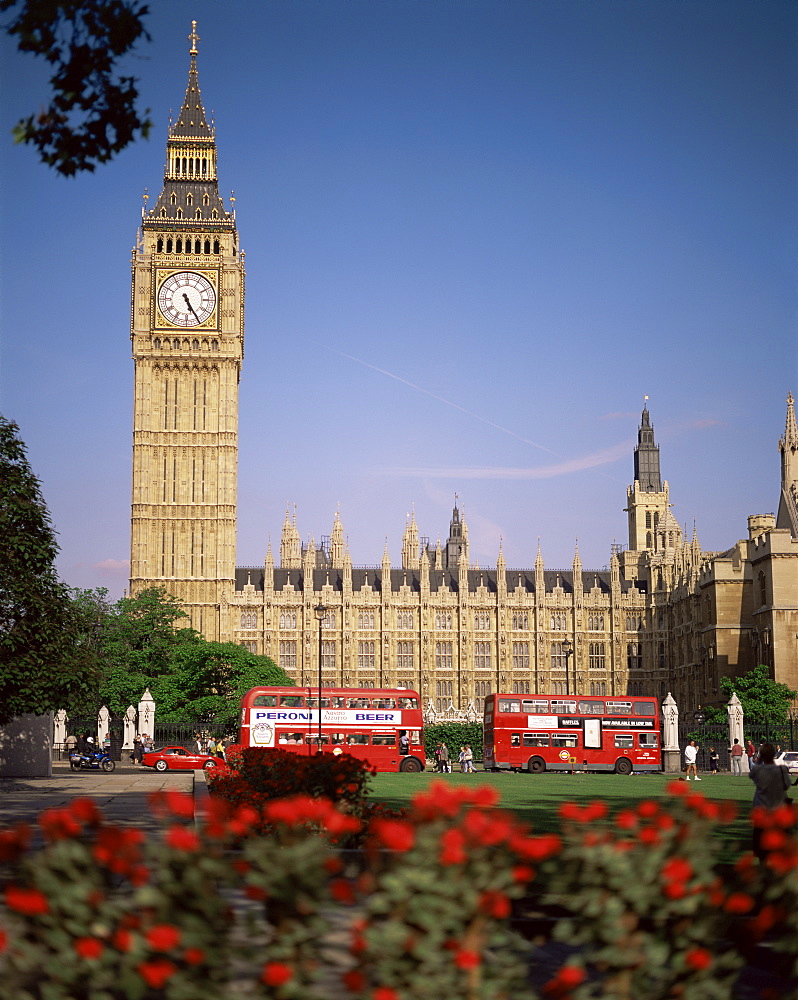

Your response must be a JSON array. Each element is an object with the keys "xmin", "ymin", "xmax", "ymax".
[{"xmin": 158, "ymin": 271, "xmax": 216, "ymax": 327}]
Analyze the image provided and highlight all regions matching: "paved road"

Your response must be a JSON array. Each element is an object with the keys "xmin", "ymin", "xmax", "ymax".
[{"xmin": 0, "ymin": 761, "xmax": 194, "ymax": 835}]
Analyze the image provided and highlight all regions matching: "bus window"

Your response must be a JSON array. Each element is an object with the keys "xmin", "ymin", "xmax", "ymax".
[
  {"xmin": 523, "ymin": 733, "xmax": 550, "ymax": 747},
  {"xmin": 522, "ymin": 700, "xmax": 550, "ymax": 714},
  {"xmin": 409, "ymin": 730, "xmax": 422, "ymax": 744},
  {"xmin": 552, "ymin": 733, "xmax": 578, "ymax": 748},
  {"xmin": 281, "ymin": 695, "xmax": 304, "ymax": 707},
  {"xmin": 498, "ymin": 699, "xmax": 521, "ymax": 713},
  {"xmin": 550, "ymin": 700, "xmax": 577, "ymax": 715},
  {"xmin": 306, "ymin": 734, "xmax": 329, "ymax": 745},
  {"xmin": 346, "ymin": 733, "xmax": 369, "ymax": 745},
  {"xmin": 347, "ymin": 698, "xmax": 370, "ymax": 709},
  {"xmin": 253, "ymin": 694, "xmax": 277, "ymax": 706},
  {"xmin": 305, "ymin": 697, "xmax": 330, "ymax": 708},
  {"xmin": 278, "ymin": 732, "xmax": 304, "ymax": 744},
  {"xmin": 328, "ymin": 697, "xmax": 346, "ymax": 708},
  {"xmin": 398, "ymin": 697, "xmax": 418, "ymax": 709},
  {"xmin": 614, "ymin": 734, "xmax": 634, "ymax": 749},
  {"xmin": 639, "ymin": 733, "xmax": 659, "ymax": 748},
  {"xmin": 375, "ymin": 698, "xmax": 396, "ymax": 709},
  {"xmin": 328, "ymin": 733, "xmax": 345, "ymax": 745},
  {"xmin": 371, "ymin": 733, "xmax": 396, "ymax": 746},
  {"xmin": 511, "ymin": 733, "xmax": 520, "ymax": 747},
  {"xmin": 577, "ymin": 700, "xmax": 604, "ymax": 714},
  {"xmin": 606, "ymin": 702, "xmax": 632, "ymax": 715},
  {"xmin": 633, "ymin": 701, "xmax": 656, "ymax": 716}
]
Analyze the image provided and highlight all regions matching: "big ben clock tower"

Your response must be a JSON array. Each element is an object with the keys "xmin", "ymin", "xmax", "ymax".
[{"xmin": 130, "ymin": 23, "xmax": 244, "ymax": 638}]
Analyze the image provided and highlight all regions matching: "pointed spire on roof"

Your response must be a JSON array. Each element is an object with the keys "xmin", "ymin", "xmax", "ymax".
[
  {"xmin": 173, "ymin": 21, "xmax": 213, "ymax": 139},
  {"xmin": 782, "ymin": 391, "xmax": 797, "ymax": 448},
  {"xmin": 777, "ymin": 391, "xmax": 798, "ymax": 534}
]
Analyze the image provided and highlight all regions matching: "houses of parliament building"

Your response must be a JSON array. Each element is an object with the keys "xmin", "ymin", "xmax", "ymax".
[{"xmin": 129, "ymin": 28, "xmax": 798, "ymax": 715}]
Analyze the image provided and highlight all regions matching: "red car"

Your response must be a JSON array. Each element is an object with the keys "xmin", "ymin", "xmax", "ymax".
[{"xmin": 142, "ymin": 745, "xmax": 221, "ymax": 772}]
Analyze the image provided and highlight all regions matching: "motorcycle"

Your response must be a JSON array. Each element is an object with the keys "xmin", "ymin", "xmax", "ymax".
[{"xmin": 69, "ymin": 750, "xmax": 116, "ymax": 773}]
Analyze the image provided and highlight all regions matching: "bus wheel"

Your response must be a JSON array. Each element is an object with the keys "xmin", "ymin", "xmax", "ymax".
[
  {"xmin": 615, "ymin": 757, "xmax": 633, "ymax": 775},
  {"xmin": 399, "ymin": 757, "xmax": 423, "ymax": 773},
  {"xmin": 527, "ymin": 757, "xmax": 546, "ymax": 774}
]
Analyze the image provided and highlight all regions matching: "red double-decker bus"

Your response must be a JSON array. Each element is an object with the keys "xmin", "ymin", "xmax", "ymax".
[
  {"xmin": 483, "ymin": 693, "xmax": 661, "ymax": 775},
  {"xmin": 239, "ymin": 686, "xmax": 427, "ymax": 772}
]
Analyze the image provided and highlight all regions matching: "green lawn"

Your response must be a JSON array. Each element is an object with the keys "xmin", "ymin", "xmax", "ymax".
[{"xmin": 369, "ymin": 769, "xmax": 756, "ymax": 859}]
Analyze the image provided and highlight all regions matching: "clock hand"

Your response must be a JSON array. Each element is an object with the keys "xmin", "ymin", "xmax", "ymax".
[{"xmin": 182, "ymin": 292, "xmax": 200, "ymax": 320}]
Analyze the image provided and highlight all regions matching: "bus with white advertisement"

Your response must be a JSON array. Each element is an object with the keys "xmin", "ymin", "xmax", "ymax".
[
  {"xmin": 483, "ymin": 693, "xmax": 661, "ymax": 775},
  {"xmin": 239, "ymin": 686, "xmax": 427, "ymax": 772}
]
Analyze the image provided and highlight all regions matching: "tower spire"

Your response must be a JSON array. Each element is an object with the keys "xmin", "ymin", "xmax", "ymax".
[
  {"xmin": 777, "ymin": 391, "xmax": 798, "ymax": 534},
  {"xmin": 634, "ymin": 397, "xmax": 662, "ymax": 492}
]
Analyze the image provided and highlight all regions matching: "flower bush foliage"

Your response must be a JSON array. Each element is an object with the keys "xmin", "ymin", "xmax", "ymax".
[{"xmin": 1, "ymin": 776, "xmax": 796, "ymax": 999}]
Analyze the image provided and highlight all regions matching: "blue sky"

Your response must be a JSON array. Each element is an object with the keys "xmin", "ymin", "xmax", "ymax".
[{"xmin": 1, "ymin": 0, "xmax": 795, "ymax": 600}]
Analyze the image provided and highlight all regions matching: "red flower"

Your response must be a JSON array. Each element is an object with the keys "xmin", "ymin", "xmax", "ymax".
[
  {"xmin": 544, "ymin": 963, "xmax": 586, "ymax": 995},
  {"xmin": 146, "ymin": 924, "xmax": 182, "ymax": 951},
  {"xmin": 638, "ymin": 826, "xmax": 660, "ymax": 845},
  {"xmin": 261, "ymin": 962, "xmax": 293, "ymax": 986},
  {"xmin": 112, "ymin": 929, "xmax": 132, "ymax": 952},
  {"xmin": 454, "ymin": 949, "xmax": 481, "ymax": 969},
  {"xmin": 661, "ymin": 857, "xmax": 693, "ymax": 883},
  {"xmin": 469, "ymin": 785, "xmax": 500, "ymax": 808},
  {"xmin": 479, "ymin": 889, "xmax": 510, "ymax": 919},
  {"xmin": 342, "ymin": 969, "xmax": 365, "ymax": 990},
  {"xmin": 138, "ymin": 959, "xmax": 178, "ymax": 989},
  {"xmin": 373, "ymin": 988, "xmax": 400, "ymax": 1000},
  {"xmin": 512, "ymin": 864, "xmax": 535, "ymax": 883},
  {"xmin": 4, "ymin": 885, "xmax": 49, "ymax": 915},
  {"xmin": 183, "ymin": 947, "xmax": 205, "ymax": 965},
  {"xmin": 68, "ymin": 797, "xmax": 102, "ymax": 825},
  {"xmin": 0, "ymin": 928, "xmax": 7, "ymax": 952},
  {"xmin": 615, "ymin": 810, "xmax": 637, "ymax": 830},
  {"xmin": 440, "ymin": 828, "xmax": 467, "ymax": 866},
  {"xmin": 39, "ymin": 807, "xmax": 81, "ymax": 841},
  {"xmin": 685, "ymin": 947, "xmax": 713, "ymax": 971},
  {"xmin": 637, "ymin": 800, "xmax": 659, "ymax": 818},
  {"xmin": 330, "ymin": 878, "xmax": 356, "ymax": 904},
  {"xmin": 516, "ymin": 833, "xmax": 562, "ymax": 861},
  {"xmin": 164, "ymin": 790, "xmax": 195, "ymax": 818},
  {"xmin": 165, "ymin": 825, "xmax": 200, "ymax": 852},
  {"xmin": 724, "ymin": 893, "xmax": 754, "ymax": 914},
  {"xmin": 663, "ymin": 882, "xmax": 687, "ymax": 900},
  {"xmin": 74, "ymin": 937, "xmax": 104, "ymax": 960},
  {"xmin": 371, "ymin": 819, "xmax": 415, "ymax": 852}
]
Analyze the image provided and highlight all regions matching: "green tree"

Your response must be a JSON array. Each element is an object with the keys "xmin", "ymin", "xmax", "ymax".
[
  {"xmin": 95, "ymin": 586, "xmax": 200, "ymax": 714},
  {"xmin": 721, "ymin": 664, "xmax": 797, "ymax": 722},
  {"xmin": 152, "ymin": 642, "xmax": 293, "ymax": 729},
  {"xmin": 2, "ymin": 0, "xmax": 152, "ymax": 175},
  {"xmin": 0, "ymin": 415, "xmax": 101, "ymax": 722}
]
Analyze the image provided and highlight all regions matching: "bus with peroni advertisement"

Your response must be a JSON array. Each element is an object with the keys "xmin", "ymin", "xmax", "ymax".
[
  {"xmin": 239, "ymin": 686, "xmax": 426, "ymax": 772},
  {"xmin": 483, "ymin": 693, "xmax": 661, "ymax": 775}
]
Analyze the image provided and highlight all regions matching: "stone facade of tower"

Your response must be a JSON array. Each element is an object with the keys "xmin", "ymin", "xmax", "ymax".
[{"xmin": 129, "ymin": 26, "xmax": 244, "ymax": 639}]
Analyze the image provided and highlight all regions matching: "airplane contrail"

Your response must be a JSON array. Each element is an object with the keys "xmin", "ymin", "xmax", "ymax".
[{"xmin": 325, "ymin": 346, "xmax": 559, "ymax": 456}]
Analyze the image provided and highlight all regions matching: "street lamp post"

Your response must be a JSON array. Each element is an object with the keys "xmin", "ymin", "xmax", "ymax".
[
  {"xmin": 562, "ymin": 638, "xmax": 574, "ymax": 697},
  {"xmin": 314, "ymin": 604, "xmax": 328, "ymax": 751}
]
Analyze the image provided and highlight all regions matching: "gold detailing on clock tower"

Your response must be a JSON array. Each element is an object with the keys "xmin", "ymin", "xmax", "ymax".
[{"xmin": 129, "ymin": 25, "xmax": 244, "ymax": 638}]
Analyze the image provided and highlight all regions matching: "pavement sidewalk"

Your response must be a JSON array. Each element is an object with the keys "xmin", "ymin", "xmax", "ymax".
[{"xmin": 0, "ymin": 760, "xmax": 193, "ymax": 836}]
